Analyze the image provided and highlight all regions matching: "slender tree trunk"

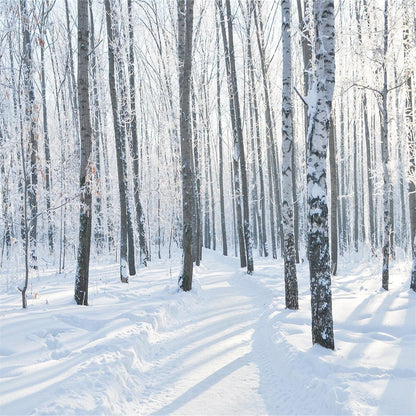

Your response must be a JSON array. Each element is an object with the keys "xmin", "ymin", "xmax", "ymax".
[
  {"xmin": 381, "ymin": 0, "xmax": 391, "ymax": 291},
  {"xmin": 191, "ymin": 88, "xmax": 202, "ymax": 265},
  {"xmin": 254, "ymin": 0, "xmax": 283, "ymax": 258},
  {"xmin": 329, "ymin": 116, "xmax": 338, "ymax": 275},
  {"xmin": 40, "ymin": 5, "xmax": 54, "ymax": 254},
  {"xmin": 296, "ymin": 0, "xmax": 312, "ymax": 262},
  {"xmin": 88, "ymin": 0, "xmax": 104, "ymax": 253},
  {"xmin": 208, "ymin": 135, "xmax": 216, "ymax": 251},
  {"xmin": 281, "ymin": 0, "xmax": 298, "ymax": 309},
  {"xmin": 217, "ymin": 0, "xmax": 246, "ymax": 268},
  {"xmin": 224, "ymin": 0, "xmax": 253, "ymax": 273},
  {"xmin": 247, "ymin": 2, "xmax": 268, "ymax": 258},
  {"xmin": 307, "ymin": 0, "xmax": 335, "ymax": 350},
  {"xmin": 127, "ymin": 0, "xmax": 148, "ymax": 266},
  {"xmin": 404, "ymin": 10, "xmax": 415, "ymax": 257},
  {"xmin": 19, "ymin": 121, "xmax": 29, "ymax": 309},
  {"xmin": 363, "ymin": 93, "xmax": 375, "ymax": 248},
  {"xmin": 355, "ymin": 2, "xmax": 376, "ymax": 249},
  {"xmin": 104, "ymin": 0, "xmax": 131, "ymax": 282},
  {"xmin": 64, "ymin": 0, "xmax": 80, "ymax": 143},
  {"xmin": 353, "ymin": 101, "xmax": 359, "ymax": 252},
  {"xmin": 231, "ymin": 161, "xmax": 239, "ymax": 257},
  {"xmin": 20, "ymin": 0, "xmax": 38, "ymax": 270},
  {"xmin": 216, "ymin": 16, "xmax": 227, "ymax": 257},
  {"xmin": 203, "ymin": 128, "xmax": 211, "ymax": 249},
  {"xmin": 74, "ymin": 0, "xmax": 93, "ymax": 306},
  {"xmin": 177, "ymin": 0, "xmax": 195, "ymax": 291},
  {"xmin": 266, "ymin": 149, "xmax": 277, "ymax": 259}
]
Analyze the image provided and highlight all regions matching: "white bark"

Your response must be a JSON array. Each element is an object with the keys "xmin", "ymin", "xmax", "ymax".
[
  {"xmin": 307, "ymin": 0, "xmax": 335, "ymax": 350},
  {"xmin": 281, "ymin": 0, "xmax": 298, "ymax": 310}
]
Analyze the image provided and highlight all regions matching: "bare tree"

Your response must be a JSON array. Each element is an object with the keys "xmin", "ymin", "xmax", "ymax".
[
  {"xmin": 218, "ymin": 0, "xmax": 254, "ymax": 273},
  {"xmin": 307, "ymin": 0, "xmax": 335, "ymax": 350},
  {"xmin": 74, "ymin": 0, "xmax": 93, "ymax": 306},
  {"xmin": 127, "ymin": 0, "xmax": 148, "ymax": 266},
  {"xmin": 281, "ymin": 0, "xmax": 298, "ymax": 309},
  {"xmin": 20, "ymin": 0, "xmax": 38, "ymax": 269},
  {"xmin": 380, "ymin": 0, "xmax": 392, "ymax": 291},
  {"xmin": 177, "ymin": 0, "xmax": 195, "ymax": 291},
  {"xmin": 104, "ymin": 0, "xmax": 135, "ymax": 282}
]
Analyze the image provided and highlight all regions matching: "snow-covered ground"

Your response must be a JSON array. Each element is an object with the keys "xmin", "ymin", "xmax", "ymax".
[{"xmin": 0, "ymin": 250, "xmax": 415, "ymax": 415}]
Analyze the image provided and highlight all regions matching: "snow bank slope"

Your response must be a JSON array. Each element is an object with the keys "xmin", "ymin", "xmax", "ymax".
[{"xmin": 0, "ymin": 251, "xmax": 415, "ymax": 415}]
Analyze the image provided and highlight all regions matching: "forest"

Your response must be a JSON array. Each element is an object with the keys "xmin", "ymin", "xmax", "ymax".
[{"xmin": 0, "ymin": 0, "xmax": 415, "ymax": 414}]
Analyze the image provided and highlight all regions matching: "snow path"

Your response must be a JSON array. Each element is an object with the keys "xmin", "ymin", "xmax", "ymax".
[
  {"xmin": 140, "ymin": 260, "xmax": 269, "ymax": 415},
  {"xmin": 1, "ymin": 250, "xmax": 415, "ymax": 415}
]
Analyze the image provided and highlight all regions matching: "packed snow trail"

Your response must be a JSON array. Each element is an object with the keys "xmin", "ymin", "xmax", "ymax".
[
  {"xmin": 139, "ymin": 255, "xmax": 270, "ymax": 415},
  {"xmin": 1, "ymin": 249, "xmax": 415, "ymax": 415},
  {"xmin": 137, "ymin": 252, "xmax": 328, "ymax": 415}
]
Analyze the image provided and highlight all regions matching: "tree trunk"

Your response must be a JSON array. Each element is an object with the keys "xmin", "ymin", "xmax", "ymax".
[
  {"xmin": 177, "ymin": 0, "xmax": 195, "ymax": 291},
  {"xmin": 40, "ymin": 4, "xmax": 54, "ymax": 254},
  {"xmin": 217, "ymin": 0, "xmax": 246, "ymax": 268},
  {"xmin": 191, "ymin": 89, "xmax": 202, "ymax": 265},
  {"xmin": 355, "ymin": 2, "xmax": 376, "ymax": 249},
  {"xmin": 104, "ymin": 0, "xmax": 132, "ymax": 282},
  {"xmin": 64, "ymin": 0, "xmax": 80, "ymax": 144},
  {"xmin": 329, "ymin": 116, "xmax": 338, "ymax": 275},
  {"xmin": 127, "ymin": 0, "xmax": 148, "ymax": 266},
  {"xmin": 307, "ymin": 0, "xmax": 335, "ymax": 350},
  {"xmin": 20, "ymin": 0, "xmax": 38, "ymax": 270},
  {"xmin": 88, "ymin": 0, "xmax": 104, "ymax": 253},
  {"xmin": 247, "ymin": 1, "xmax": 268, "ymax": 258},
  {"xmin": 224, "ymin": 0, "xmax": 253, "ymax": 273},
  {"xmin": 74, "ymin": 0, "xmax": 93, "ymax": 306},
  {"xmin": 404, "ymin": 9, "xmax": 415, "ymax": 257},
  {"xmin": 381, "ymin": 0, "xmax": 391, "ymax": 291},
  {"xmin": 216, "ymin": 15, "xmax": 227, "ymax": 257},
  {"xmin": 281, "ymin": 0, "xmax": 299, "ymax": 309},
  {"xmin": 411, "ymin": 236, "xmax": 416, "ymax": 291},
  {"xmin": 254, "ymin": 0, "xmax": 283, "ymax": 258}
]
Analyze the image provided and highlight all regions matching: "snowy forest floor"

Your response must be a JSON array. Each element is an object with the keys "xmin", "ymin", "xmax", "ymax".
[{"xmin": 0, "ymin": 249, "xmax": 415, "ymax": 415}]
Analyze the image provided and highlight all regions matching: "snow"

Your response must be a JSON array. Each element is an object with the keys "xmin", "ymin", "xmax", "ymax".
[{"xmin": 1, "ymin": 250, "xmax": 415, "ymax": 415}]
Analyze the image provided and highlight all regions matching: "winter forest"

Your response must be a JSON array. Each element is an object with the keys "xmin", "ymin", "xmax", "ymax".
[{"xmin": 0, "ymin": 0, "xmax": 415, "ymax": 414}]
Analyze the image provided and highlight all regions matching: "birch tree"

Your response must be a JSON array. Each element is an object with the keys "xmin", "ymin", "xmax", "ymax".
[
  {"xmin": 281, "ymin": 0, "xmax": 298, "ymax": 309},
  {"xmin": 380, "ymin": 0, "xmax": 392, "ymax": 291},
  {"xmin": 307, "ymin": 0, "xmax": 335, "ymax": 350}
]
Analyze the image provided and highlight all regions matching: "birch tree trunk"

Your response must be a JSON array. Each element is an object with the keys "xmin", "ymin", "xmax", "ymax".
[
  {"xmin": 403, "ymin": 9, "xmax": 415, "ymax": 258},
  {"xmin": 281, "ymin": 0, "xmax": 298, "ymax": 309},
  {"xmin": 307, "ymin": 0, "xmax": 335, "ymax": 350},
  {"xmin": 177, "ymin": 0, "xmax": 195, "ymax": 291},
  {"xmin": 381, "ymin": 0, "xmax": 392, "ymax": 291},
  {"xmin": 74, "ymin": 0, "xmax": 93, "ymax": 306}
]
